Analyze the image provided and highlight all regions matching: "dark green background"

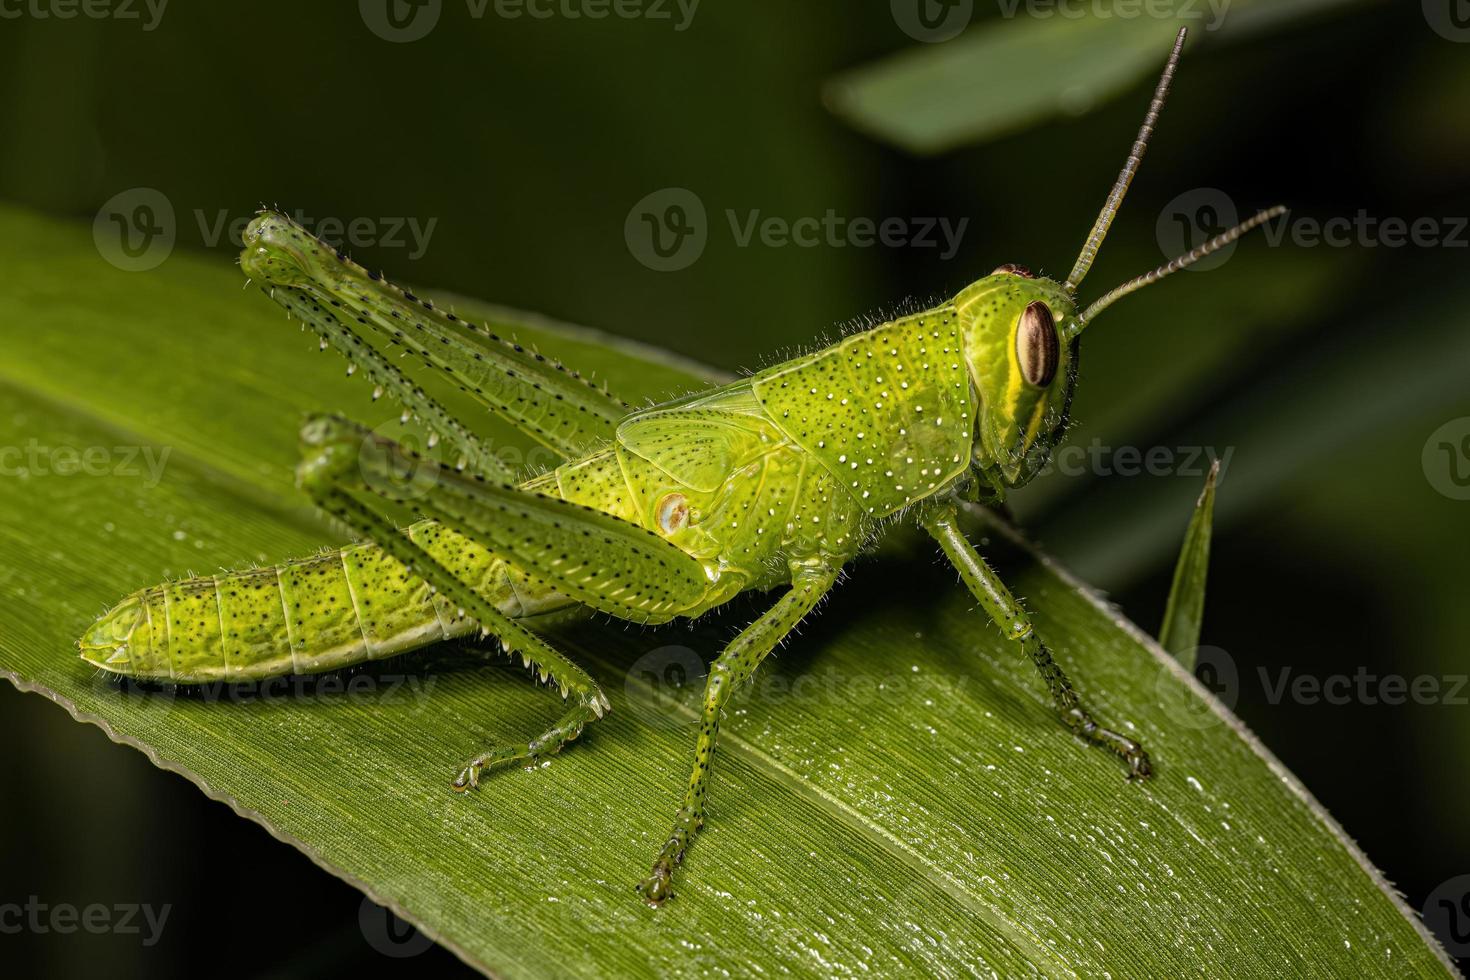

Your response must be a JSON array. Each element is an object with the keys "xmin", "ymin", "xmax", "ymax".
[{"xmin": 2, "ymin": 1, "xmax": 1467, "ymax": 975}]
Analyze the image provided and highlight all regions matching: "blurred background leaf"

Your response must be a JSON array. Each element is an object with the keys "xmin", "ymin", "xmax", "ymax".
[{"xmin": 822, "ymin": 0, "xmax": 1375, "ymax": 154}]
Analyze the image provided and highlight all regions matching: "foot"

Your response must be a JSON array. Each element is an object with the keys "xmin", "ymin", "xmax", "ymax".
[
  {"xmin": 1065, "ymin": 706, "xmax": 1153, "ymax": 781},
  {"xmin": 452, "ymin": 744, "xmax": 531, "ymax": 791},
  {"xmin": 636, "ymin": 807, "xmax": 702, "ymax": 906},
  {"xmin": 450, "ymin": 701, "xmax": 599, "ymax": 791}
]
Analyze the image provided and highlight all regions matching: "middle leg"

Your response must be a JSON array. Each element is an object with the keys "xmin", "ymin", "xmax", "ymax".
[
  {"xmin": 296, "ymin": 414, "xmax": 715, "ymax": 786},
  {"xmin": 638, "ymin": 564, "xmax": 838, "ymax": 905}
]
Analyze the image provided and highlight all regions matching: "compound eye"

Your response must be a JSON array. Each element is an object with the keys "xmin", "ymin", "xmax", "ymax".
[
  {"xmin": 991, "ymin": 263, "xmax": 1036, "ymax": 278},
  {"xmin": 1016, "ymin": 301, "xmax": 1059, "ymax": 387}
]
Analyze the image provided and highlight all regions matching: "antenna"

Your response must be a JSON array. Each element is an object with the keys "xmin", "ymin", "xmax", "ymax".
[
  {"xmin": 1076, "ymin": 206, "xmax": 1286, "ymax": 326},
  {"xmin": 1064, "ymin": 26, "xmax": 1188, "ymax": 294}
]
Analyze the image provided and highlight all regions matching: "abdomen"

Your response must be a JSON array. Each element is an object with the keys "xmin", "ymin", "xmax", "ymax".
[{"xmin": 87, "ymin": 521, "xmax": 572, "ymax": 683}]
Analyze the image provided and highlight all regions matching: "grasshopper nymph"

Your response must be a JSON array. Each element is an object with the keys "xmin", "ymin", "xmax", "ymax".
[{"xmin": 80, "ymin": 27, "xmax": 1280, "ymax": 904}]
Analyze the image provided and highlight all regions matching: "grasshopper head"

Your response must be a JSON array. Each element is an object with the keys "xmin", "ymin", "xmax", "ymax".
[
  {"xmin": 79, "ymin": 593, "xmax": 147, "ymax": 675},
  {"xmin": 956, "ymin": 266, "xmax": 1079, "ymax": 489},
  {"xmin": 955, "ymin": 26, "xmax": 1282, "ymax": 493}
]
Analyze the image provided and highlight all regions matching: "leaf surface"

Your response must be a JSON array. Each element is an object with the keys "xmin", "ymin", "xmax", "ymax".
[{"xmin": 0, "ymin": 205, "xmax": 1451, "ymax": 978}]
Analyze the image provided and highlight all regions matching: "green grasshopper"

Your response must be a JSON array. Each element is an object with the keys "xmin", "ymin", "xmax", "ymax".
[{"xmin": 79, "ymin": 27, "xmax": 1279, "ymax": 904}]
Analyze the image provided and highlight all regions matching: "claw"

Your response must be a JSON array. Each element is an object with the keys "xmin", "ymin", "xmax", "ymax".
[
  {"xmin": 451, "ymin": 765, "xmax": 479, "ymax": 792},
  {"xmin": 638, "ymin": 865, "xmax": 674, "ymax": 906}
]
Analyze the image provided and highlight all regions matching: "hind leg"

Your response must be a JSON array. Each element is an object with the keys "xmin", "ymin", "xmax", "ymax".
[
  {"xmin": 297, "ymin": 414, "xmax": 716, "ymax": 787},
  {"xmin": 297, "ymin": 427, "xmax": 611, "ymax": 786}
]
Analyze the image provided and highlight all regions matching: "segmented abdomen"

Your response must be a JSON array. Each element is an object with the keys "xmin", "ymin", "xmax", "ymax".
[{"xmin": 122, "ymin": 522, "xmax": 550, "ymax": 683}]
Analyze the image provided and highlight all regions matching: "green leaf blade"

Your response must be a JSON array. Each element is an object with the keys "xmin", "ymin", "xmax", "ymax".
[
  {"xmin": 1160, "ymin": 460, "xmax": 1219, "ymax": 668},
  {"xmin": 823, "ymin": 0, "xmax": 1369, "ymax": 154}
]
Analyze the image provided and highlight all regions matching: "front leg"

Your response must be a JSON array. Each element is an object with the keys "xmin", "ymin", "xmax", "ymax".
[
  {"xmin": 638, "ymin": 565, "xmax": 838, "ymax": 906},
  {"xmin": 919, "ymin": 502, "xmax": 1151, "ymax": 780}
]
